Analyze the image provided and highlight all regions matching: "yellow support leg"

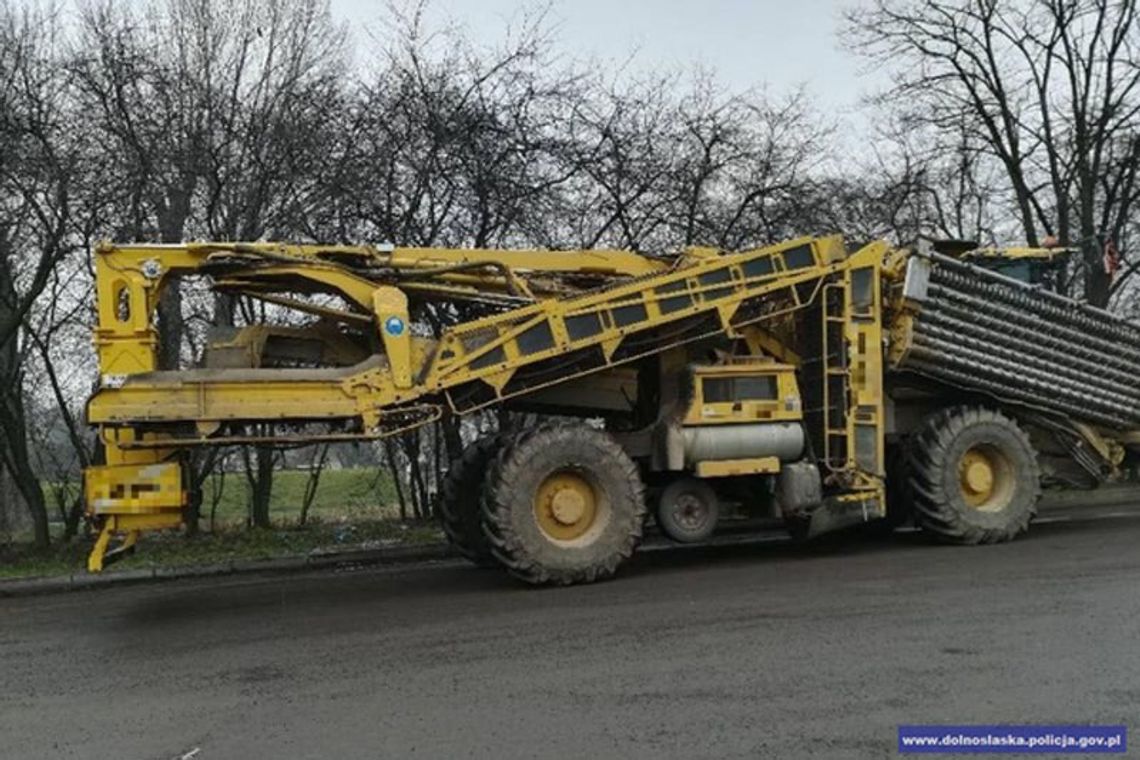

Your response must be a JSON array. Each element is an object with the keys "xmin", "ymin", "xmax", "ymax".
[
  {"xmin": 120, "ymin": 530, "xmax": 139, "ymax": 552},
  {"xmin": 87, "ymin": 516, "xmax": 181, "ymax": 572},
  {"xmin": 88, "ymin": 521, "xmax": 114, "ymax": 573},
  {"xmin": 85, "ymin": 458, "xmax": 186, "ymax": 572}
]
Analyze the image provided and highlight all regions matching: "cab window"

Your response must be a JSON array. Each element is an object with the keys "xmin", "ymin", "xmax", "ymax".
[{"xmin": 701, "ymin": 375, "xmax": 777, "ymax": 403}]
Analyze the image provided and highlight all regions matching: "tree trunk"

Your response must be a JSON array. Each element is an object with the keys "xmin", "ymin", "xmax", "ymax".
[
  {"xmin": 185, "ymin": 483, "xmax": 204, "ymax": 537},
  {"xmin": 245, "ymin": 443, "xmax": 274, "ymax": 528},
  {"xmin": 441, "ymin": 416, "xmax": 463, "ymax": 466},
  {"xmin": 0, "ymin": 289, "xmax": 50, "ymax": 547},
  {"xmin": 63, "ymin": 494, "xmax": 85, "ymax": 539},
  {"xmin": 0, "ymin": 466, "xmax": 31, "ymax": 543},
  {"xmin": 184, "ymin": 449, "xmax": 219, "ymax": 537},
  {"xmin": 1, "ymin": 432, "xmax": 50, "ymax": 547},
  {"xmin": 383, "ymin": 439, "xmax": 408, "ymax": 521},
  {"xmin": 156, "ymin": 206, "xmax": 188, "ymax": 371},
  {"xmin": 1080, "ymin": 189, "xmax": 1111, "ymax": 307},
  {"xmin": 299, "ymin": 443, "xmax": 331, "ymax": 527},
  {"xmin": 156, "ymin": 286, "xmax": 183, "ymax": 370}
]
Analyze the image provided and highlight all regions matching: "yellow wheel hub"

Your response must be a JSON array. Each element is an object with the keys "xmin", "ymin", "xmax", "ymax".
[
  {"xmin": 958, "ymin": 445, "xmax": 1012, "ymax": 511},
  {"xmin": 963, "ymin": 456, "xmax": 994, "ymax": 495},
  {"xmin": 551, "ymin": 489, "xmax": 587, "ymax": 525},
  {"xmin": 534, "ymin": 471, "xmax": 598, "ymax": 541}
]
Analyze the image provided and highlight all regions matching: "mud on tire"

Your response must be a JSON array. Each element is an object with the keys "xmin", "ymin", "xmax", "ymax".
[
  {"xmin": 438, "ymin": 435, "xmax": 500, "ymax": 567},
  {"xmin": 480, "ymin": 423, "xmax": 646, "ymax": 585},
  {"xmin": 909, "ymin": 406, "xmax": 1040, "ymax": 545}
]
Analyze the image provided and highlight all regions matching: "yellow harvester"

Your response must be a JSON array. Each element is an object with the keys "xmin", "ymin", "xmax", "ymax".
[{"xmin": 83, "ymin": 236, "xmax": 1139, "ymax": 583}]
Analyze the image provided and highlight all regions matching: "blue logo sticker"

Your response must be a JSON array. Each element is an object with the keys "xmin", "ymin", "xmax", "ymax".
[{"xmin": 384, "ymin": 316, "xmax": 406, "ymax": 336}]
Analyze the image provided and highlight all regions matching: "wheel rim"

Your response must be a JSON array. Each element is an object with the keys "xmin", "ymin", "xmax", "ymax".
[
  {"xmin": 672, "ymin": 492, "xmax": 711, "ymax": 532},
  {"xmin": 534, "ymin": 470, "xmax": 599, "ymax": 541},
  {"xmin": 958, "ymin": 444, "xmax": 1014, "ymax": 512}
]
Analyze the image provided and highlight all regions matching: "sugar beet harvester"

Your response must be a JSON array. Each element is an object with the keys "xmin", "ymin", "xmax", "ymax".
[{"xmin": 84, "ymin": 236, "xmax": 1140, "ymax": 583}]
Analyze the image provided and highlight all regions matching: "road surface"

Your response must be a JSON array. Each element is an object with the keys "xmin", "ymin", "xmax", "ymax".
[{"xmin": 3, "ymin": 505, "xmax": 1138, "ymax": 760}]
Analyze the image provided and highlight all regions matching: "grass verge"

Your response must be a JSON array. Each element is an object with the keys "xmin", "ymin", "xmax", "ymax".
[
  {"xmin": 0, "ymin": 518, "xmax": 443, "ymax": 580},
  {"xmin": 1, "ymin": 466, "xmax": 442, "ymax": 581}
]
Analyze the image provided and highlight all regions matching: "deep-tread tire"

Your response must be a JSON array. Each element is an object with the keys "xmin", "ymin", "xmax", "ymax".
[
  {"xmin": 439, "ymin": 436, "xmax": 499, "ymax": 567},
  {"xmin": 481, "ymin": 424, "xmax": 646, "ymax": 585},
  {"xmin": 909, "ymin": 406, "xmax": 1040, "ymax": 544},
  {"xmin": 657, "ymin": 477, "xmax": 719, "ymax": 543}
]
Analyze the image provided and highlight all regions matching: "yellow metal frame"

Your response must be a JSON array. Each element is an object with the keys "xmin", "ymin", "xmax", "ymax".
[
  {"xmin": 90, "ymin": 236, "xmax": 850, "ymax": 427},
  {"xmin": 695, "ymin": 457, "xmax": 781, "ymax": 478},
  {"xmin": 84, "ymin": 234, "xmax": 893, "ymax": 569},
  {"xmin": 843, "ymin": 242, "xmax": 887, "ymax": 484},
  {"xmin": 816, "ymin": 242, "xmax": 886, "ymax": 512}
]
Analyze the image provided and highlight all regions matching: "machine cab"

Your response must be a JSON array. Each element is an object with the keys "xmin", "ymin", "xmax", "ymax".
[{"xmin": 684, "ymin": 359, "xmax": 802, "ymax": 427}]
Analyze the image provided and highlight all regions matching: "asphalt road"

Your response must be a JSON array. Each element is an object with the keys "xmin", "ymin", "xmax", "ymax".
[{"xmin": 3, "ymin": 505, "xmax": 1139, "ymax": 760}]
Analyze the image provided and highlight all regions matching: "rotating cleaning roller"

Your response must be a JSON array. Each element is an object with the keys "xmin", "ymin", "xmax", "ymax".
[
  {"xmin": 681, "ymin": 422, "xmax": 805, "ymax": 465},
  {"xmin": 894, "ymin": 252, "xmax": 1140, "ymax": 430}
]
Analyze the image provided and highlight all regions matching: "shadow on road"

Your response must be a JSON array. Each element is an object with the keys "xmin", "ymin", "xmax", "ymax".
[
  {"xmin": 114, "ymin": 529, "xmax": 931, "ymax": 626},
  {"xmin": 110, "ymin": 507, "xmax": 1140, "ymax": 633}
]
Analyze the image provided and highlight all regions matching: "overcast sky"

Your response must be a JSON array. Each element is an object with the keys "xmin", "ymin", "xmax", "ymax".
[{"xmin": 329, "ymin": 0, "xmax": 884, "ymax": 118}]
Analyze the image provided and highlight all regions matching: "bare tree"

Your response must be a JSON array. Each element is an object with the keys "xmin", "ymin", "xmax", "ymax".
[
  {"xmin": 0, "ymin": 0, "xmax": 854, "ymax": 547},
  {"xmin": 69, "ymin": 0, "xmax": 347, "ymax": 532},
  {"xmin": 69, "ymin": 0, "xmax": 219, "ymax": 369},
  {"xmin": 667, "ymin": 80, "xmax": 832, "ymax": 249},
  {"xmin": 847, "ymin": 0, "xmax": 1140, "ymax": 306},
  {"xmin": 186, "ymin": 0, "xmax": 346, "ymax": 527},
  {"xmin": 0, "ymin": 2, "xmax": 81, "ymax": 547},
  {"xmin": 559, "ymin": 74, "xmax": 679, "ymax": 251},
  {"xmin": 23, "ymin": 258, "xmax": 97, "ymax": 538}
]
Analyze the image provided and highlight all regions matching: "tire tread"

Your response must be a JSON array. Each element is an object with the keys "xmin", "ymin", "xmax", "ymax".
[
  {"xmin": 908, "ymin": 406, "xmax": 1040, "ymax": 545},
  {"xmin": 481, "ymin": 423, "xmax": 646, "ymax": 585}
]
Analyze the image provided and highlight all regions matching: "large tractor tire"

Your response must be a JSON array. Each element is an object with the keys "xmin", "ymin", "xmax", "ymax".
[
  {"xmin": 438, "ymin": 436, "xmax": 500, "ymax": 567},
  {"xmin": 481, "ymin": 423, "xmax": 646, "ymax": 585},
  {"xmin": 909, "ymin": 406, "xmax": 1040, "ymax": 544}
]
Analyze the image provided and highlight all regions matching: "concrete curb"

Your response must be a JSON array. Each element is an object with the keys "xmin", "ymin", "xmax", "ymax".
[
  {"xmin": 3, "ymin": 486, "xmax": 1138, "ymax": 599},
  {"xmin": 0, "ymin": 542, "xmax": 456, "ymax": 598}
]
